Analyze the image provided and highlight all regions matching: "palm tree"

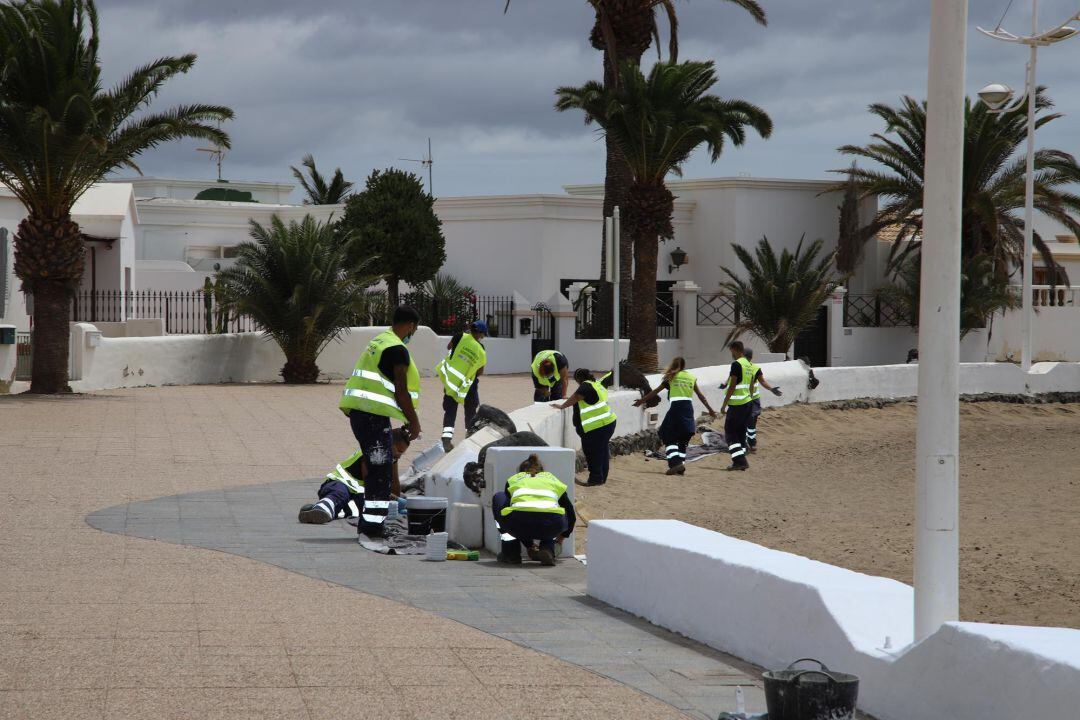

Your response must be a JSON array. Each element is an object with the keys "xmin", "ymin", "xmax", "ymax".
[
  {"xmin": 290, "ymin": 154, "xmax": 354, "ymax": 205},
  {"xmin": 557, "ymin": 60, "xmax": 772, "ymax": 370},
  {"xmin": 838, "ymin": 91, "xmax": 1080, "ymax": 282},
  {"xmin": 0, "ymin": 0, "xmax": 232, "ymax": 393},
  {"xmin": 216, "ymin": 216, "xmax": 378, "ymax": 384},
  {"xmin": 834, "ymin": 165, "xmax": 867, "ymax": 278},
  {"xmin": 720, "ymin": 236, "xmax": 837, "ymax": 355},
  {"xmin": 507, "ymin": 0, "xmax": 766, "ymax": 284}
]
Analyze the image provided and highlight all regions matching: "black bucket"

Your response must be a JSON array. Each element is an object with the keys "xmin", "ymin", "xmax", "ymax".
[
  {"xmin": 406, "ymin": 496, "xmax": 447, "ymax": 535},
  {"xmin": 762, "ymin": 659, "xmax": 859, "ymax": 720}
]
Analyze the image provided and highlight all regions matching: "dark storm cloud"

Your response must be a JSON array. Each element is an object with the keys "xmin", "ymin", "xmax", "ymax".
[{"xmin": 92, "ymin": 0, "xmax": 1080, "ymax": 198}]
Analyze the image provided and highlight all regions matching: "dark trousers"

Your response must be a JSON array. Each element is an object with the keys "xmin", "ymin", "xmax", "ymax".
[
  {"xmin": 724, "ymin": 403, "xmax": 752, "ymax": 467},
  {"xmin": 580, "ymin": 421, "xmax": 615, "ymax": 484},
  {"xmin": 315, "ymin": 478, "xmax": 362, "ymax": 518},
  {"xmin": 532, "ymin": 379, "xmax": 565, "ymax": 403},
  {"xmin": 659, "ymin": 402, "xmax": 695, "ymax": 469},
  {"xmin": 441, "ymin": 379, "xmax": 479, "ymax": 440},
  {"xmin": 492, "ymin": 491, "xmax": 567, "ymax": 558},
  {"xmin": 746, "ymin": 399, "xmax": 762, "ymax": 448},
  {"xmin": 348, "ymin": 411, "xmax": 393, "ymax": 535}
]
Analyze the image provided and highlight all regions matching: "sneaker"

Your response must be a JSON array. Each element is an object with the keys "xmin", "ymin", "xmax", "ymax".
[
  {"xmin": 298, "ymin": 505, "xmax": 333, "ymax": 524},
  {"xmin": 441, "ymin": 438, "xmax": 454, "ymax": 453},
  {"xmin": 535, "ymin": 548, "xmax": 556, "ymax": 566},
  {"xmin": 497, "ymin": 551, "xmax": 522, "ymax": 565},
  {"xmin": 666, "ymin": 464, "xmax": 686, "ymax": 476},
  {"xmin": 724, "ymin": 464, "xmax": 749, "ymax": 472}
]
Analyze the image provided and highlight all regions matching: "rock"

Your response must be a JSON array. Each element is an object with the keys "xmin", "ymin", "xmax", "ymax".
[
  {"xmin": 467, "ymin": 404, "xmax": 516, "ymax": 437},
  {"xmin": 463, "ymin": 430, "xmax": 548, "ymax": 494}
]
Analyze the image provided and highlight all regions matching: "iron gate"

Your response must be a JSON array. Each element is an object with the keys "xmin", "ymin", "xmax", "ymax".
[
  {"xmin": 530, "ymin": 304, "xmax": 555, "ymax": 357},
  {"xmin": 15, "ymin": 331, "xmax": 31, "ymax": 381}
]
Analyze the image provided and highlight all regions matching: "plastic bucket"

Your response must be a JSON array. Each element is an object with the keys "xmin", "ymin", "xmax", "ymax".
[
  {"xmin": 406, "ymin": 496, "xmax": 448, "ymax": 535},
  {"xmin": 762, "ymin": 659, "xmax": 859, "ymax": 720}
]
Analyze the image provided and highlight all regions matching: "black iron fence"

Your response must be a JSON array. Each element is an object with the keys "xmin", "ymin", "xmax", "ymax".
[
  {"xmin": 843, "ymin": 293, "xmax": 913, "ymax": 327},
  {"xmin": 15, "ymin": 331, "xmax": 31, "ymax": 381},
  {"xmin": 70, "ymin": 289, "xmax": 515, "ymax": 337},
  {"xmin": 575, "ymin": 286, "xmax": 679, "ymax": 340},
  {"xmin": 696, "ymin": 293, "xmax": 740, "ymax": 326}
]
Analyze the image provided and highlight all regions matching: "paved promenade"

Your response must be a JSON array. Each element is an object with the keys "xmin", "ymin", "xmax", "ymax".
[{"xmin": 0, "ymin": 380, "xmax": 763, "ymax": 719}]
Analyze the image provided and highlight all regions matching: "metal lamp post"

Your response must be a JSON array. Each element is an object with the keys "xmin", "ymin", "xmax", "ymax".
[{"xmin": 976, "ymin": 2, "xmax": 1080, "ymax": 373}]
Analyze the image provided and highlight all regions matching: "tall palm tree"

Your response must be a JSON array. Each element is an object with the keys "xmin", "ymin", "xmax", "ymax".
[
  {"xmin": 508, "ymin": 0, "xmax": 766, "ymax": 284},
  {"xmin": 290, "ymin": 153, "xmax": 354, "ymax": 205},
  {"xmin": 0, "ymin": 0, "xmax": 232, "ymax": 393},
  {"xmin": 557, "ymin": 60, "xmax": 771, "ymax": 370},
  {"xmin": 720, "ymin": 235, "xmax": 837, "ymax": 355},
  {"xmin": 216, "ymin": 215, "xmax": 378, "ymax": 384},
  {"xmin": 838, "ymin": 91, "xmax": 1080, "ymax": 282}
]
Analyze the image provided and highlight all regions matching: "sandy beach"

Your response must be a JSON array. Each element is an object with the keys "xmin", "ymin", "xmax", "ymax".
[{"xmin": 574, "ymin": 400, "xmax": 1080, "ymax": 629}]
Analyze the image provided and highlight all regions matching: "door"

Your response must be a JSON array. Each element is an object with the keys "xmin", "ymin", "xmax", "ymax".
[
  {"xmin": 530, "ymin": 305, "xmax": 555, "ymax": 357},
  {"xmin": 794, "ymin": 306, "xmax": 828, "ymax": 367}
]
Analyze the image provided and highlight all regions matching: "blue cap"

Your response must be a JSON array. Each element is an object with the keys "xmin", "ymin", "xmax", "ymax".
[{"xmin": 471, "ymin": 320, "xmax": 488, "ymax": 334}]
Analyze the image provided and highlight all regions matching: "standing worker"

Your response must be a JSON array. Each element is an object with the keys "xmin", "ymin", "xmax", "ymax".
[
  {"xmin": 339, "ymin": 306, "xmax": 422, "ymax": 537},
  {"xmin": 552, "ymin": 369, "xmax": 617, "ymax": 486},
  {"xmin": 493, "ymin": 454, "xmax": 576, "ymax": 566},
  {"xmin": 634, "ymin": 357, "xmax": 716, "ymax": 475},
  {"xmin": 742, "ymin": 348, "xmax": 782, "ymax": 452},
  {"xmin": 719, "ymin": 341, "xmax": 756, "ymax": 471},
  {"xmin": 437, "ymin": 320, "xmax": 488, "ymax": 452},
  {"xmin": 531, "ymin": 349, "xmax": 569, "ymax": 402}
]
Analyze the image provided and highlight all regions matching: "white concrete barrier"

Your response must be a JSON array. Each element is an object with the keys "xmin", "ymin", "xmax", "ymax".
[
  {"xmin": 587, "ymin": 519, "xmax": 1080, "ymax": 720},
  {"xmin": 482, "ymin": 446, "xmax": 577, "ymax": 558}
]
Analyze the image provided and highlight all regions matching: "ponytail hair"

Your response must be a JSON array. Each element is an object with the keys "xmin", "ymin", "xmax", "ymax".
[
  {"xmin": 662, "ymin": 356, "xmax": 686, "ymax": 383},
  {"xmin": 518, "ymin": 453, "xmax": 544, "ymax": 475}
]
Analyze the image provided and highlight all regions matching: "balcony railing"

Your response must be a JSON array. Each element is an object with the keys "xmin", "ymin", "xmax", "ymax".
[{"xmin": 1015, "ymin": 284, "xmax": 1080, "ymax": 307}]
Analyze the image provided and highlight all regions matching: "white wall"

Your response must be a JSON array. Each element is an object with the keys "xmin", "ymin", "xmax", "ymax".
[
  {"xmin": 586, "ymin": 520, "xmax": 1080, "ymax": 720},
  {"xmin": 117, "ymin": 177, "xmax": 295, "ymax": 205},
  {"xmin": 987, "ymin": 306, "xmax": 1080, "ymax": 363},
  {"xmin": 69, "ymin": 325, "xmax": 445, "ymax": 390}
]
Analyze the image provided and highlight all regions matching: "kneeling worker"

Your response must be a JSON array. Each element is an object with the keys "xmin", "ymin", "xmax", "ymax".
[
  {"xmin": 493, "ymin": 454, "xmax": 576, "ymax": 566},
  {"xmin": 298, "ymin": 429, "xmax": 411, "ymax": 524},
  {"xmin": 437, "ymin": 320, "xmax": 488, "ymax": 452},
  {"xmin": 531, "ymin": 349, "xmax": 569, "ymax": 402}
]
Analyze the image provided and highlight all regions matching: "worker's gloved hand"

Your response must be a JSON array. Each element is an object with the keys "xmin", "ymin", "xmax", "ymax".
[{"xmin": 771, "ymin": 387, "xmax": 783, "ymax": 397}]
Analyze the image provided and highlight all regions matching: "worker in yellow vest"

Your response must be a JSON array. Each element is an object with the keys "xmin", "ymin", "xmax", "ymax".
[
  {"xmin": 298, "ymin": 429, "xmax": 411, "ymax": 524},
  {"xmin": 634, "ymin": 357, "xmax": 717, "ymax": 475},
  {"xmin": 720, "ymin": 341, "xmax": 756, "ymax": 471},
  {"xmin": 493, "ymin": 454, "xmax": 576, "ymax": 566},
  {"xmin": 338, "ymin": 306, "xmax": 422, "ymax": 536},
  {"xmin": 437, "ymin": 320, "xmax": 488, "ymax": 452},
  {"xmin": 742, "ymin": 348, "xmax": 782, "ymax": 452},
  {"xmin": 531, "ymin": 349, "xmax": 569, "ymax": 402},
  {"xmin": 551, "ymin": 368, "xmax": 617, "ymax": 486}
]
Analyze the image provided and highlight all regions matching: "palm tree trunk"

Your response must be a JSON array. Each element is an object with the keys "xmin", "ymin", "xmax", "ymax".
[
  {"xmin": 387, "ymin": 275, "xmax": 400, "ymax": 317},
  {"xmin": 28, "ymin": 282, "xmax": 74, "ymax": 393},
  {"xmin": 626, "ymin": 228, "xmax": 659, "ymax": 371},
  {"xmin": 601, "ymin": 53, "xmax": 638, "ymax": 307},
  {"xmin": 282, "ymin": 357, "xmax": 319, "ymax": 384}
]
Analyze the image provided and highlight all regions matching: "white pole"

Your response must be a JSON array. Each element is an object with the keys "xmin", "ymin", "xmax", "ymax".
[
  {"xmin": 613, "ymin": 206, "xmax": 621, "ymax": 387},
  {"xmin": 914, "ymin": 0, "xmax": 967, "ymax": 642},
  {"xmin": 1021, "ymin": 2, "xmax": 1039, "ymax": 373}
]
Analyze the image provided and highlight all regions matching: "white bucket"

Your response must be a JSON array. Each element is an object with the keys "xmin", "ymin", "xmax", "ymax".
[{"xmin": 426, "ymin": 531, "xmax": 448, "ymax": 562}]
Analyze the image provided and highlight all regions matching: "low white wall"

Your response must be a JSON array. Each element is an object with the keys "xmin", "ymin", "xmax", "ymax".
[
  {"xmin": 90, "ymin": 319, "xmax": 166, "ymax": 338},
  {"xmin": 586, "ymin": 519, "xmax": 1080, "ymax": 720},
  {"xmin": 555, "ymin": 338, "xmax": 681, "ymax": 374},
  {"xmin": 987, "ymin": 306, "xmax": 1080, "ymax": 363},
  {"xmin": 69, "ymin": 325, "xmax": 445, "ymax": 391},
  {"xmin": 829, "ymin": 326, "xmax": 990, "ymax": 367}
]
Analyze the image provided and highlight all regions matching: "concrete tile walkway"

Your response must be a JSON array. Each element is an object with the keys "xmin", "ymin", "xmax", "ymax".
[{"xmin": 1, "ymin": 380, "xmax": 763, "ymax": 719}]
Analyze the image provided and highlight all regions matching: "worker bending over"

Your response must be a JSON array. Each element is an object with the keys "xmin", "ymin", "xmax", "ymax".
[
  {"xmin": 552, "ymin": 369, "xmax": 617, "ymax": 486},
  {"xmin": 298, "ymin": 429, "xmax": 411, "ymax": 524},
  {"xmin": 743, "ymin": 348, "xmax": 781, "ymax": 452},
  {"xmin": 437, "ymin": 320, "xmax": 488, "ymax": 452},
  {"xmin": 338, "ymin": 306, "xmax": 422, "ymax": 537},
  {"xmin": 493, "ymin": 454, "xmax": 576, "ymax": 566},
  {"xmin": 531, "ymin": 349, "xmax": 569, "ymax": 402},
  {"xmin": 720, "ymin": 341, "xmax": 756, "ymax": 471},
  {"xmin": 635, "ymin": 357, "xmax": 716, "ymax": 475}
]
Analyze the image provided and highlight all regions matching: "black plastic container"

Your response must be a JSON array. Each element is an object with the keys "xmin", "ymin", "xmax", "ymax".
[{"xmin": 762, "ymin": 658, "xmax": 859, "ymax": 720}]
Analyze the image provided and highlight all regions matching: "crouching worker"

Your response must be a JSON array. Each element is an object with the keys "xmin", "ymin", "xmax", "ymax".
[
  {"xmin": 298, "ymin": 429, "xmax": 411, "ymax": 525},
  {"xmin": 493, "ymin": 454, "xmax": 575, "ymax": 566}
]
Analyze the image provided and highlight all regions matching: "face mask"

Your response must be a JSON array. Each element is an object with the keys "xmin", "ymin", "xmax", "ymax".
[{"xmin": 402, "ymin": 334, "xmax": 412, "ymax": 346}]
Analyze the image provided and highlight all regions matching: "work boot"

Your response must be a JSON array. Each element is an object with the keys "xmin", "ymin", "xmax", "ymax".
[
  {"xmin": 497, "ymin": 551, "xmax": 522, "ymax": 565},
  {"xmin": 724, "ymin": 464, "xmax": 748, "ymax": 472},
  {"xmin": 535, "ymin": 543, "xmax": 556, "ymax": 566},
  {"xmin": 749, "ymin": 444, "xmax": 758, "ymax": 454},
  {"xmin": 298, "ymin": 504, "xmax": 333, "ymax": 524},
  {"xmin": 666, "ymin": 464, "xmax": 686, "ymax": 476},
  {"xmin": 441, "ymin": 438, "xmax": 454, "ymax": 454}
]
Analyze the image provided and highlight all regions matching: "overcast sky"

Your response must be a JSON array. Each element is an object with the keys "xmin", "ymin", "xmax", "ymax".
[{"xmin": 96, "ymin": 0, "xmax": 1080, "ymax": 201}]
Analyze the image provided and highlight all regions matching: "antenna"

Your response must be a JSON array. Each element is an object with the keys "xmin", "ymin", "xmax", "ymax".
[
  {"xmin": 197, "ymin": 127, "xmax": 226, "ymax": 181},
  {"xmin": 399, "ymin": 137, "xmax": 434, "ymax": 196}
]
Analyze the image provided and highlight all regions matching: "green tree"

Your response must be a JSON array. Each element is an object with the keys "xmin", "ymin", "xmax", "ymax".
[
  {"xmin": 508, "ymin": 0, "xmax": 766, "ymax": 284},
  {"xmin": 339, "ymin": 168, "xmax": 446, "ymax": 310},
  {"xmin": 556, "ymin": 60, "xmax": 771, "ymax": 370},
  {"xmin": 290, "ymin": 153, "xmax": 354, "ymax": 205},
  {"xmin": 216, "ymin": 215, "xmax": 377, "ymax": 384},
  {"xmin": 0, "ymin": 0, "xmax": 232, "ymax": 393},
  {"xmin": 834, "ymin": 165, "xmax": 866, "ymax": 278},
  {"xmin": 839, "ymin": 91, "xmax": 1080, "ymax": 281},
  {"xmin": 720, "ymin": 235, "xmax": 837, "ymax": 355}
]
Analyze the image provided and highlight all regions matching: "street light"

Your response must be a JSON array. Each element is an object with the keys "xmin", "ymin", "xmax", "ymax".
[{"xmin": 977, "ymin": 2, "xmax": 1080, "ymax": 373}]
